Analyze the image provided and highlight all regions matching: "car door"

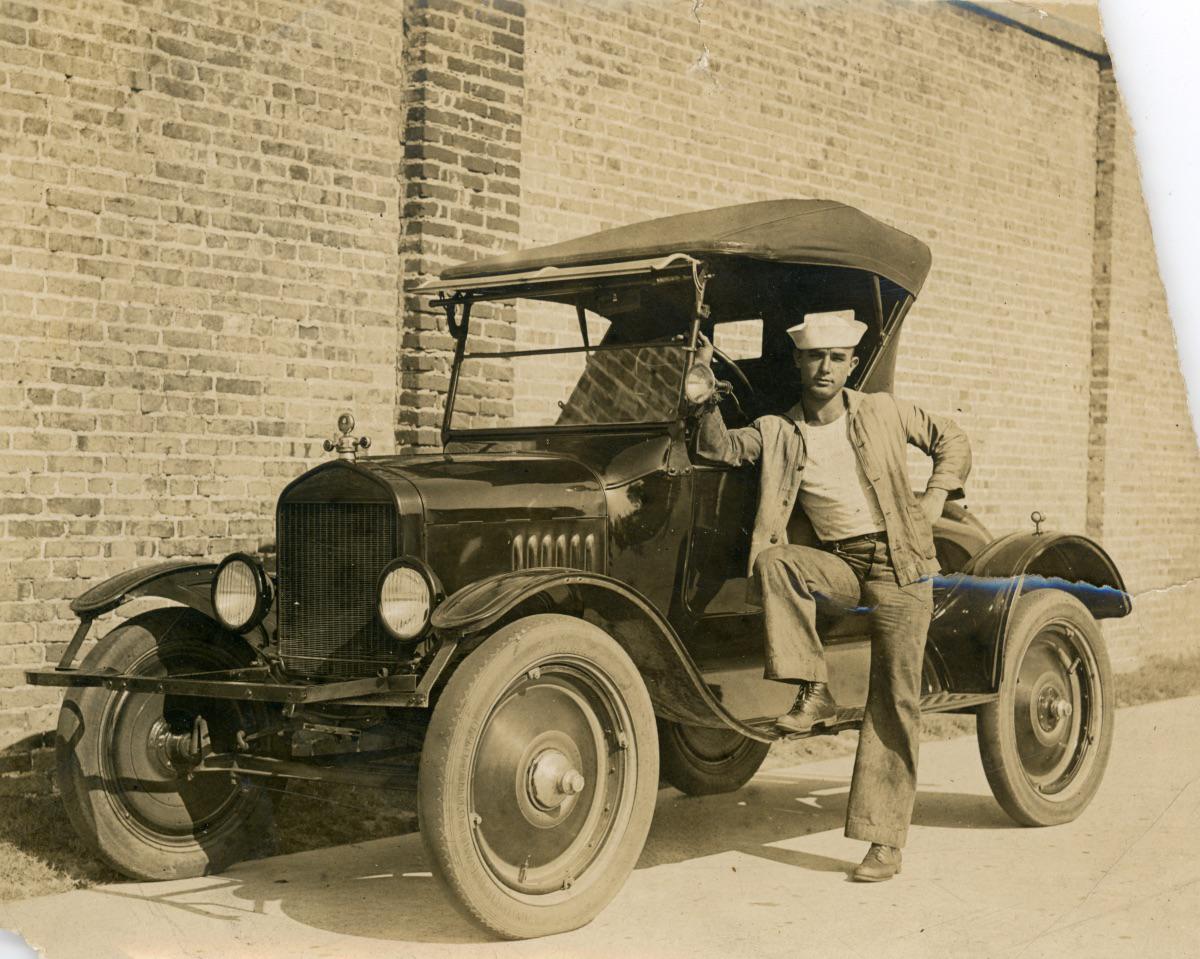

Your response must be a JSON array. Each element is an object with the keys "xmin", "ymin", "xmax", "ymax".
[{"xmin": 683, "ymin": 458, "xmax": 757, "ymax": 617}]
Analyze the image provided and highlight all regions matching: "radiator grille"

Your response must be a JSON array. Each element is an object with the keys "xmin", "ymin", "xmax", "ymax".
[{"xmin": 277, "ymin": 501, "xmax": 398, "ymax": 678}]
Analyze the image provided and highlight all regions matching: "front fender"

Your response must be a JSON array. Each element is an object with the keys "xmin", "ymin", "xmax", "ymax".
[
  {"xmin": 927, "ymin": 530, "xmax": 1132, "ymax": 693},
  {"xmin": 71, "ymin": 560, "xmax": 220, "ymax": 618},
  {"xmin": 67, "ymin": 559, "xmax": 273, "ymax": 664},
  {"xmin": 432, "ymin": 569, "xmax": 774, "ymax": 743}
]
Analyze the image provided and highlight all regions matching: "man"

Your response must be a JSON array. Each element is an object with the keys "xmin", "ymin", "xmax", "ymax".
[{"xmin": 693, "ymin": 312, "xmax": 970, "ymax": 882}]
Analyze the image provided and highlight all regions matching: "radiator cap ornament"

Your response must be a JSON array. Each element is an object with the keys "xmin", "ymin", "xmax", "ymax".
[{"xmin": 323, "ymin": 411, "xmax": 371, "ymax": 462}]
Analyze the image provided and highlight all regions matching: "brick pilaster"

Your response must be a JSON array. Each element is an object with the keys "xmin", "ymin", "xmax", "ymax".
[
  {"xmin": 397, "ymin": 0, "xmax": 525, "ymax": 451},
  {"xmin": 1086, "ymin": 66, "xmax": 1118, "ymax": 540}
]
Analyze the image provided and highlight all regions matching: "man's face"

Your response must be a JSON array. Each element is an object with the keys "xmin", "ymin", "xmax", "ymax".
[{"xmin": 794, "ymin": 347, "xmax": 859, "ymax": 401}]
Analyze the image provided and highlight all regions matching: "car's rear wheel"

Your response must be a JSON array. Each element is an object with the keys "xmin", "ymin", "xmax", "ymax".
[
  {"xmin": 418, "ymin": 614, "xmax": 658, "ymax": 940},
  {"xmin": 977, "ymin": 591, "xmax": 1114, "ymax": 826},
  {"xmin": 56, "ymin": 608, "xmax": 279, "ymax": 880},
  {"xmin": 658, "ymin": 721, "xmax": 769, "ymax": 796}
]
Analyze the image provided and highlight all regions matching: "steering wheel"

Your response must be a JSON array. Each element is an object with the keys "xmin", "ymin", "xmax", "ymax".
[{"xmin": 708, "ymin": 344, "xmax": 760, "ymax": 418}]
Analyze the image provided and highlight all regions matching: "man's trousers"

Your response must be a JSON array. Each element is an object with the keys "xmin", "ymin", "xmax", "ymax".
[{"xmin": 753, "ymin": 536, "xmax": 933, "ymax": 848}]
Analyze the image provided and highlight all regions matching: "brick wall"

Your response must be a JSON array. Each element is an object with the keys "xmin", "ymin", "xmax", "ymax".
[
  {"xmin": 0, "ymin": 0, "xmax": 1195, "ymax": 748},
  {"xmin": 1088, "ymin": 69, "xmax": 1200, "ymax": 667},
  {"xmin": 0, "ymin": 0, "xmax": 406, "ymax": 748}
]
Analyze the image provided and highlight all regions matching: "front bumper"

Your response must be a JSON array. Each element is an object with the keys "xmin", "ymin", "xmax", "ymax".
[{"xmin": 25, "ymin": 666, "xmax": 422, "ymax": 706}]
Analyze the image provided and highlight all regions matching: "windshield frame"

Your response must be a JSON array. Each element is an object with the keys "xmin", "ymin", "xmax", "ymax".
[
  {"xmin": 444, "ymin": 326, "xmax": 693, "ymax": 440},
  {"xmin": 432, "ymin": 256, "xmax": 900, "ymax": 443}
]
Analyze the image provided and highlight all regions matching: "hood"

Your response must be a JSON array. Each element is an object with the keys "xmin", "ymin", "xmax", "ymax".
[
  {"xmin": 275, "ymin": 452, "xmax": 608, "ymax": 599},
  {"xmin": 360, "ymin": 451, "xmax": 606, "ymax": 525}
]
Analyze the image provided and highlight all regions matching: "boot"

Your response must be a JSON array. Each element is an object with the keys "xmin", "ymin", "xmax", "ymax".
[
  {"xmin": 775, "ymin": 681, "xmax": 838, "ymax": 734},
  {"xmin": 852, "ymin": 843, "xmax": 902, "ymax": 882}
]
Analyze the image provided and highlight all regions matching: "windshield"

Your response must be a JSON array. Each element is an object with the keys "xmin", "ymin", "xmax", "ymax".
[{"xmin": 447, "ymin": 299, "xmax": 689, "ymax": 432}]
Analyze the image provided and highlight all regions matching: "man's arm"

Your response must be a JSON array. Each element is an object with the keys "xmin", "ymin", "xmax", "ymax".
[
  {"xmin": 695, "ymin": 403, "xmax": 764, "ymax": 466},
  {"xmin": 894, "ymin": 398, "xmax": 972, "ymax": 516},
  {"xmin": 690, "ymin": 331, "xmax": 763, "ymax": 466}
]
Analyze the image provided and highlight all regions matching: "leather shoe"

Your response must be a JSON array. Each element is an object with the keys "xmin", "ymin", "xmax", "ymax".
[
  {"xmin": 775, "ymin": 681, "xmax": 838, "ymax": 734},
  {"xmin": 852, "ymin": 843, "xmax": 902, "ymax": 882}
]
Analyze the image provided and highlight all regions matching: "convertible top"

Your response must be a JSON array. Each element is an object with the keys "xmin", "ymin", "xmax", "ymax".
[{"xmin": 429, "ymin": 199, "xmax": 933, "ymax": 296}]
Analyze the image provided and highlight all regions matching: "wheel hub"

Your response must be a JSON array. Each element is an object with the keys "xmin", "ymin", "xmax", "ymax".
[
  {"xmin": 147, "ymin": 717, "xmax": 200, "ymax": 772},
  {"xmin": 527, "ymin": 749, "xmax": 586, "ymax": 810},
  {"xmin": 1034, "ymin": 683, "xmax": 1073, "ymax": 734}
]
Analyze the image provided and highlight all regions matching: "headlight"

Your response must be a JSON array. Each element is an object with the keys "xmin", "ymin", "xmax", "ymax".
[
  {"xmin": 684, "ymin": 363, "xmax": 717, "ymax": 405},
  {"xmin": 211, "ymin": 553, "xmax": 272, "ymax": 633},
  {"xmin": 377, "ymin": 559, "xmax": 439, "ymax": 640}
]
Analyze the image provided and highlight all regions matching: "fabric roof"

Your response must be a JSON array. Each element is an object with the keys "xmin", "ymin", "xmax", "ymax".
[{"xmin": 437, "ymin": 199, "xmax": 933, "ymax": 295}]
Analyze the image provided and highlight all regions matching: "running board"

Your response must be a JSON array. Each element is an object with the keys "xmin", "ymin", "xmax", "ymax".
[{"xmin": 751, "ymin": 691, "xmax": 998, "ymax": 740}]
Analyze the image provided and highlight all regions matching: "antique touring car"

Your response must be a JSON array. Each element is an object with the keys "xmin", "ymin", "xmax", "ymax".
[{"xmin": 29, "ymin": 200, "xmax": 1130, "ymax": 939}]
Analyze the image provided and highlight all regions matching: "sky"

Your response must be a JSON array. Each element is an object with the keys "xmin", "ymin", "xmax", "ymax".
[{"xmin": 1097, "ymin": 0, "xmax": 1200, "ymax": 439}]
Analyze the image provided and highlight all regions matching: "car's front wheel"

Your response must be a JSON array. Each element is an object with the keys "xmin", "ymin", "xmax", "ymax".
[
  {"xmin": 418, "ymin": 614, "xmax": 658, "ymax": 940},
  {"xmin": 56, "ymin": 608, "xmax": 279, "ymax": 880},
  {"xmin": 977, "ymin": 590, "xmax": 1114, "ymax": 826}
]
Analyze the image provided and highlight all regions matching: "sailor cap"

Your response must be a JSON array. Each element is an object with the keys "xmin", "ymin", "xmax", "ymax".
[{"xmin": 786, "ymin": 312, "xmax": 868, "ymax": 350}]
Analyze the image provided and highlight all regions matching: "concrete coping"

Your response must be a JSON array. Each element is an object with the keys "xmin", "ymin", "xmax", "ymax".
[{"xmin": 951, "ymin": 0, "xmax": 1109, "ymax": 61}]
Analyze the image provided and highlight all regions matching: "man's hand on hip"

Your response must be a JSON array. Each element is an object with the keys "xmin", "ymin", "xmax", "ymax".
[{"xmin": 917, "ymin": 488, "xmax": 948, "ymax": 526}]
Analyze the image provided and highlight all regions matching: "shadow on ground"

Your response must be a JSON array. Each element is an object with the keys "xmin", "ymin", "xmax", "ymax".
[{"xmin": 84, "ymin": 772, "xmax": 1014, "ymax": 946}]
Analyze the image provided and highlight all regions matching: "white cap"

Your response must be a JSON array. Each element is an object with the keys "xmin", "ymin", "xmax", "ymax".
[{"xmin": 786, "ymin": 312, "xmax": 868, "ymax": 350}]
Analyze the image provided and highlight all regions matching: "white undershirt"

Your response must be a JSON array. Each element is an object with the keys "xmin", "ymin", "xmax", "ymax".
[{"xmin": 797, "ymin": 413, "xmax": 887, "ymax": 542}]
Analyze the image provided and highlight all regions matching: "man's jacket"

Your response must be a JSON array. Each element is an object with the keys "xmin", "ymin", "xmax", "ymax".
[{"xmin": 697, "ymin": 388, "xmax": 971, "ymax": 587}]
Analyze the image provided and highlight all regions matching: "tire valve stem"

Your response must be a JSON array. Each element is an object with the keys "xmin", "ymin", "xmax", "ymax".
[
  {"xmin": 469, "ymin": 812, "xmax": 482, "ymax": 829},
  {"xmin": 562, "ymin": 875, "xmax": 574, "ymax": 891},
  {"xmin": 519, "ymin": 855, "xmax": 530, "ymax": 884},
  {"xmin": 527, "ymin": 667, "xmax": 541, "ymax": 681}
]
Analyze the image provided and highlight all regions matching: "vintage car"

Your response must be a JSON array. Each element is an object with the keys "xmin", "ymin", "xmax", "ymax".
[{"xmin": 29, "ymin": 200, "xmax": 1130, "ymax": 940}]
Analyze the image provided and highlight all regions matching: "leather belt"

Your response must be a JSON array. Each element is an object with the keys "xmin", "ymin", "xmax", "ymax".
[{"xmin": 824, "ymin": 531, "xmax": 888, "ymax": 549}]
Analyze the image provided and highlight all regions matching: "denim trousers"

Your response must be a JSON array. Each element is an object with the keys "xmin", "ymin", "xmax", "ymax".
[{"xmin": 753, "ymin": 537, "xmax": 933, "ymax": 848}]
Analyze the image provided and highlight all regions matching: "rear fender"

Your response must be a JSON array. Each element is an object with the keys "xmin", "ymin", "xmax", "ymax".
[
  {"xmin": 932, "ymin": 500, "xmax": 991, "ymax": 572},
  {"xmin": 927, "ymin": 531, "xmax": 1131, "ymax": 693},
  {"xmin": 431, "ymin": 569, "xmax": 773, "ymax": 742}
]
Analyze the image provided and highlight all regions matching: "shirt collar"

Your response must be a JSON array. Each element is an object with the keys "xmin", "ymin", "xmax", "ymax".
[{"xmin": 787, "ymin": 388, "xmax": 864, "ymax": 428}]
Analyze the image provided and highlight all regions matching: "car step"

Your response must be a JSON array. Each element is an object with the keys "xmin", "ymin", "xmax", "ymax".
[{"xmin": 752, "ymin": 691, "xmax": 998, "ymax": 739}]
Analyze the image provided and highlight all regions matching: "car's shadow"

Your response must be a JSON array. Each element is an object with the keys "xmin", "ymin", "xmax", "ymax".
[{"xmin": 91, "ymin": 770, "xmax": 1014, "ymax": 946}]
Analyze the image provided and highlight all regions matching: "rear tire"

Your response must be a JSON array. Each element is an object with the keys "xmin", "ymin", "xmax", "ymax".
[
  {"xmin": 658, "ymin": 721, "xmax": 769, "ymax": 796},
  {"xmin": 418, "ymin": 614, "xmax": 658, "ymax": 940},
  {"xmin": 977, "ymin": 591, "xmax": 1114, "ymax": 826},
  {"xmin": 56, "ymin": 608, "xmax": 279, "ymax": 880}
]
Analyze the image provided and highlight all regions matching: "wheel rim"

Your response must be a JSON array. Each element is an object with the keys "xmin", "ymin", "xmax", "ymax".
[
  {"xmin": 468, "ymin": 656, "xmax": 638, "ymax": 900},
  {"xmin": 1012, "ymin": 619, "xmax": 1102, "ymax": 800},
  {"xmin": 670, "ymin": 724, "xmax": 756, "ymax": 770},
  {"xmin": 97, "ymin": 641, "xmax": 260, "ymax": 847}
]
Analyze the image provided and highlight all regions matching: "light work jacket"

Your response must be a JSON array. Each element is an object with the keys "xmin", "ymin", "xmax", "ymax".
[{"xmin": 696, "ymin": 388, "xmax": 972, "ymax": 587}]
